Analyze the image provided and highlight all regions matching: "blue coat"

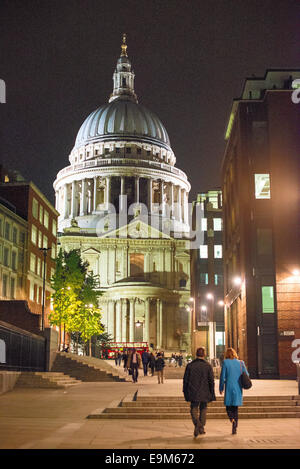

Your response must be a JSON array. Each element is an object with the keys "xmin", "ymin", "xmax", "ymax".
[{"xmin": 219, "ymin": 359, "xmax": 249, "ymax": 406}]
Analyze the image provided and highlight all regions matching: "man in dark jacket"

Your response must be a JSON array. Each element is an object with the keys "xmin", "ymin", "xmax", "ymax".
[
  {"xmin": 141, "ymin": 350, "xmax": 150, "ymax": 376},
  {"xmin": 183, "ymin": 347, "xmax": 216, "ymax": 437}
]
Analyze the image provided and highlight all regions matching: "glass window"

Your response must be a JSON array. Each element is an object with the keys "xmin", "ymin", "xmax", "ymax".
[
  {"xmin": 215, "ymin": 274, "xmax": 223, "ymax": 285},
  {"xmin": 32, "ymin": 198, "xmax": 38, "ymax": 219},
  {"xmin": 10, "ymin": 278, "xmax": 15, "ymax": 299},
  {"xmin": 38, "ymin": 231, "xmax": 42, "ymax": 248},
  {"xmin": 257, "ymin": 228, "xmax": 273, "ymax": 256},
  {"xmin": 2, "ymin": 274, "xmax": 8, "ymax": 297},
  {"xmin": 0, "ymin": 217, "xmax": 2, "ymax": 236},
  {"xmin": 44, "ymin": 210, "xmax": 49, "ymax": 229},
  {"xmin": 262, "ymin": 286, "xmax": 275, "ymax": 313},
  {"xmin": 201, "ymin": 218, "xmax": 207, "ymax": 231},
  {"xmin": 52, "ymin": 219, "xmax": 57, "ymax": 237},
  {"xmin": 4, "ymin": 222, "xmax": 10, "ymax": 240},
  {"xmin": 3, "ymin": 247, "xmax": 9, "ymax": 266},
  {"xmin": 213, "ymin": 218, "xmax": 222, "ymax": 231},
  {"xmin": 39, "ymin": 205, "xmax": 43, "ymax": 224},
  {"xmin": 51, "ymin": 243, "xmax": 56, "ymax": 259},
  {"xmin": 199, "ymin": 245, "xmax": 208, "ymax": 258},
  {"xmin": 200, "ymin": 273, "xmax": 208, "ymax": 285},
  {"xmin": 11, "ymin": 251, "xmax": 17, "ymax": 270},
  {"xmin": 255, "ymin": 174, "xmax": 271, "ymax": 199},
  {"xmin": 43, "ymin": 235, "xmax": 48, "ymax": 249},
  {"xmin": 31, "ymin": 225, "xmax": 37, "ymax": 245},
  {"xmin": 12, "ymin": 227, "xmax": 18, "ymax": 244},
  {"xmin": 30, "ymin": 253, "xmax": 36, "ymax": 273},
  {"xmin": 37, "ymin": 257, "xmax": 41, "ymax": 277},
  {"xmin": 29, "ymin": 281, "xmax": 34, "ymax": 301},
  {"xmin": 214, "ymin": 245, "xmax": 223, "ymax": 258}
]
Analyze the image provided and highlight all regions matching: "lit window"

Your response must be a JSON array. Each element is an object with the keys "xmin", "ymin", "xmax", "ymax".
[
  {"xmin": 43, "ymin": 235, "xmax": 48, "ymax": 249},
  {"xmin": 38, "ymin": 231, "xmax": 42, "ymax": 248},
  {"xmin": 31, "ymin": 225, "xmax": 37, "ymax": 245},
  {"xmin": 37, "ymin": 257, "xmax": 41, "ymax": 277},
  {"xmin": 32, "ymin": 198, "xmax": 38, "ymax": 219},
  {"xmin": 44, "ymin": 210, "xmax": 49, "ymax": 229},
  {"xmin": 52, "ymin": 219, "xmax": 57, "ymax": 237},
  {"xmin": 213, "ymin": 218, "xmax": 222, "ymax": 231},
  {"xmin": 201, "ymin": 218, "xmax": 207, "ymax": 231},
  {"xmin": 215, "ymin": 274, "xmax": 223, "ymax": 285},
  {"xmin": 255, "ymin": 174, "xmax": 271, "ymax": 199},
  {"xmin": 39, "ymin": 206, "xmax": 43, "ymax": 224},
  {"xmin": 214, "ymin": 245, "xmax": 222, "ymax": 258},
  {"xmin": 29, "ymin": 281, "xmax": 34, "ymax": 301},
  {"xmin": 30, "ymin": 253, "xmax": 36, "ymax": 273},
  {"xmin": 262, "ymin": 286, "xmax": 275, "ymax": 313},
  {"xmin": 200, "ymin": 245, "xmax": 208, "ymax": 258},
  {"xmin": 200, "ymin": 273, "xmax": 208, "ymax": 284},
  {"xmin": 51, "ymin": 243, "xmax": 56, "ymax": 259}
]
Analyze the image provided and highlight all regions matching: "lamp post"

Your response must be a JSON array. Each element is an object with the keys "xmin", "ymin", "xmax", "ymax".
[
  {"xmin": 39, "ymin": 247, "xmax": 51, "ymax": 332},
  {"xmin": 206, "ymin": 293, "xmax": 215, "ymax": 360}
]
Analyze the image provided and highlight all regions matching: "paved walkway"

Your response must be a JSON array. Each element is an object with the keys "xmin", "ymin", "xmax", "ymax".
[{"xmin": 0, "ymin": 364, "xmax": 299, "ymax": 450}]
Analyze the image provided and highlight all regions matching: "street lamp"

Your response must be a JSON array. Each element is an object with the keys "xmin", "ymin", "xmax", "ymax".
[
  {"xmin": 233, "ymin": 276, "xmax": 242, "ymax": 286},
  {"xmin": 39, "ymin": 247, "xmax": 51, "ymax": 332}
]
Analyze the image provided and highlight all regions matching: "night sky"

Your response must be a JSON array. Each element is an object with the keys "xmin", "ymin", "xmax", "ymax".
[{"xmin": 1, "ymin": 0, "xmax": 300, "ymax": 204}]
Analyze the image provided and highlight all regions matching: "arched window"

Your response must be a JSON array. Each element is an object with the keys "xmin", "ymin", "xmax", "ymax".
[{"xmin": 0, "ymin": 339, "xmax": 6, "ymax": 363}]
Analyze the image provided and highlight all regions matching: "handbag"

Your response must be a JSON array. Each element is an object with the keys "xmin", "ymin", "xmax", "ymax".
[{"xmin": 239, "ymin": 360, "xmax": 252, "ymax": 389}]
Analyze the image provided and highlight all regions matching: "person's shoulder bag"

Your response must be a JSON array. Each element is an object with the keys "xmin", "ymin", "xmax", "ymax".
[{"xmin": 239, "ymin": 360, "xmax": 252, "ymax": 389}]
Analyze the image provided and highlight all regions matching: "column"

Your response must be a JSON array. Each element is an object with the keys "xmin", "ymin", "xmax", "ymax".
[
  {"xmin": 156, "ymin": 299, "xmax": 161, "ymax": 349},
  {"xmin": 55, "ymin": 191, "xmax": 59, "ymax": 211},
  {"xmin": 178, "ymin": 186, "xmax": 182, "ymax": 221},
  {"xmin": 160, "ymin": 180, "xmax": 164, "ymax": 215},
  {"xmin": 106, "ymin": 176, "xmax": 111, "ymax": 210},
  {"xmin": 183, "ymin": 189, "xmax": 188, "ymax": 224},
  {"xmin": 148, "ymin": 178, "xmax": 152, "ymax": 213},
  {"xmin": 93, "ymin": 176, "xmax": 97, "ymax": 212},
  {"xmin": 120, "ymin": 176, "xmax": 125, "ymax": 212},
  {"xmin": 129, "ymin": 299, "xmax": 135, "ymax": 342},
  {"xmin": 135, "ymin": 177, "xmax": 140, "ymax": 203},
  {"xmin": 144, "ymin": 298, "xmax": 150, "ymax": 345},
  {"xmin": 159, "ymin": 299, "xmax": 163, "ymax": 349},
  {"xmin": 80, "ymin": 179, "xmax": 87, "ymax": 216},
  {"xmin": 63, "ymin": 184, "xmax": 68, "ymax": 219},
  {"xmin": 121, "ymin": 299, "xmax": 127, "ymax": 342},
  {"xmin": 170, "ymin": 183, "xmax": 174, "ymax": 218},
  {"xmin": 116, "ymin": 300, "xmax": 122, "ymax": 342},
  {"xmin": 70, "ymin": 181, "xmax": 76, "ymax": 218},
  {"xmin": 108, "ymin": 300, "xmax": 115, "ymax": 339}
]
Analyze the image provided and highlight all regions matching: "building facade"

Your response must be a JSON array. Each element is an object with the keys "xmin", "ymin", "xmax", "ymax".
[
  {"xmin": 190, "ymin": 190, "xmax": 224, "ymax": 359},
  {"xmin": 0, "ymin": 168, "xmax": 58, "ymax": 328},
  {"xmin": 54, "ymin": 37, "xmax": 192, "ymax": 353},
  {"xmin": 222, "ymin": 69, "xmax": 300, "ymax": 378}
]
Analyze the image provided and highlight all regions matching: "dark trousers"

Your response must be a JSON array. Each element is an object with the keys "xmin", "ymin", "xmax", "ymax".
[
  {"xmin": 131, "ymin": 363, "xmax": 139, "ymax": 382},
  {"xmin": 226, "ymin": 406, "xmax": 238, "ymax": 422},
  {"xmin": 190, "ymin": 402, "xmax": 207, "ymax": 429},
  {"xmin": 143, "ymin": 362, "xmax": 148, "ymax": 376}
]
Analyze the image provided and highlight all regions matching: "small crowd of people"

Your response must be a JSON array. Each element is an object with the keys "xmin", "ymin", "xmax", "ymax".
[
  {"xmin": 170, "ymin": 353, "xmax": 184, "ymax": 367},
  {"xmin": 114, "ymin": 349, "xmax": 165, "ymax": 384}
]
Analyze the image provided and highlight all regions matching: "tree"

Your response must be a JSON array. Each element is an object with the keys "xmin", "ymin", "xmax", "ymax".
[{"xmin": 49, "ymin": 249, "xmax": 103, "ymax": 353}]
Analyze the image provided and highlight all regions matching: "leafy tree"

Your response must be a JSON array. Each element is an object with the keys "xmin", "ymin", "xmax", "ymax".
[{"xmin": 49, "ymin": 249, "xmax": 103, "ymax": 353}]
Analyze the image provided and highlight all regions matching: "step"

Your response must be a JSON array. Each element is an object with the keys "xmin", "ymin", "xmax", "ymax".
[
  {"xmin": 105, "ymin": 405, "xmax": 300, "ymax": 413},
  {"xmin": 88, "ymin": 411, "xmax": 300, "ymax": 420},
  {"xmin": 122, "ymin": 400, "xmax": 300, "ymax": 408}
]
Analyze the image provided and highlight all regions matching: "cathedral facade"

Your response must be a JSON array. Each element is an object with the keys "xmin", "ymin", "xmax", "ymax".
[{"xmin": 53, "ymin": 36, "xmax": 192, "ymax": 353}]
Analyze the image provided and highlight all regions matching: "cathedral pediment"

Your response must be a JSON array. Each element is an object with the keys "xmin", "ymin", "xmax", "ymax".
[
  {"xmin": 100, "ymin": 219, "xmax": 172, "ymax": 240},
  {"xmin": 82, "ymin": 247, "xmax": 101, "ymax": 255}
]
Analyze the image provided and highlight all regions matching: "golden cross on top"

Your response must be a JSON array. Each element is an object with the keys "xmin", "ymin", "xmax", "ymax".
[{"xmin": 121, "ymin": 33, "xmax": 128, "ymax": 57}]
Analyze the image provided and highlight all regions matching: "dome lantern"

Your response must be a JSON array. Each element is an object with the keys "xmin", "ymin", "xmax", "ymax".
[{"xmin": 109, "ymin": 33, "xmax": 138, "ymax": 104}]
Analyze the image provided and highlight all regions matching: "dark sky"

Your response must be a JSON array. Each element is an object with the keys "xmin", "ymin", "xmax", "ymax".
[{"xmin": 1, "ymin": 0, "xmax": 300, "ymax": 204}]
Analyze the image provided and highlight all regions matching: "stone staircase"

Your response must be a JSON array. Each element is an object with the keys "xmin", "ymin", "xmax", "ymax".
[
  {"xmin": 51, "ymin": 352, "xmax": 127, "ymax": 382},
  {"xmin": 88, "ymin": 394, "xmax": 300, "ymax": 419},
  {"xmin": 15, "ymin": 372, "xmax": 81, "ymax": 389}
]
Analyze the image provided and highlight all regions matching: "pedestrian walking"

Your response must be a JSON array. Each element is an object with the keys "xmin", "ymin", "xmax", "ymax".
[
  {"xmin": 178, "ymin": 353, "xmax": 183, "ymax": 367},
  {"xmin": 127, "ymin": 348, "xmax": 142, "ymax": 383},
  {"xmin": 219, "ymin": 347, "xmax": 250, "ymax": 435},
  {"xmin": 122, "ymin": 350, "xmax": 128, "ymax": 372},
  {"xmin": 149, "ymin": 352, "xmax": 156, "ymax": 376},
  {"xmin": 114, "ymin": 351, "xmax": 119, "ymax": 366},
  {"xmin": 155, "ymin": 352, "xmax": 165, "ymax": 384},
  {"xmin": 183, "ymin": 347, "xmax": 216, "ymax": 437},
  {"xmin": 142, "ymin": 350, "xmax": 150, "ymax": 376},
  {"xmin": 117, "ymin": 351, "xmax": 122, "ymax": 366}
]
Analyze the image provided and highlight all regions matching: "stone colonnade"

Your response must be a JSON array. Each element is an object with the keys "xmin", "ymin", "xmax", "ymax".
[
  {"xmin": 56, "ymin": 175, "xmax": 189, "ymax": 223},
  {"xmin": 105, "ymin": 297, "xmax": 163, "ymax": 348}
]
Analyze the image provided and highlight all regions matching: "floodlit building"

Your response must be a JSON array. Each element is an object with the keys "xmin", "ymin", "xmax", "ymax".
[
  {"xmin": 222, "ymin": 69, "xmax": 300, "ymax": 378},
  {"xmin": 53, "ymin": 36, "xmax": 192, "ymax": 353}
]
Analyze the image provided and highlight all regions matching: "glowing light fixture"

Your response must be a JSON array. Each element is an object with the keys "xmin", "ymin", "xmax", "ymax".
[
  {"xmin": 233, "ymin": 276, "xmax": 242, "ymax": 286},
  {"xmin": 292, "ymin": 269, "xmax": 300, "ymax": 276},
  {"xmin": 206, "ymin": 293, "xmax": 214, "ymax": 300}
]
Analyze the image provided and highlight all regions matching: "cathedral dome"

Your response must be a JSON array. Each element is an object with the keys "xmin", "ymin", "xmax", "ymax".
[{"xmin": 75, "ymin": 99, "xmax": 171, "ymax": 150}]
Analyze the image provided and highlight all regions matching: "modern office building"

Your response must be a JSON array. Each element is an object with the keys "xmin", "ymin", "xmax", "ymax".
[
  {"xmin": 190, "ymin": 189, "xmax": 225, "ymax": 359},
  {"xmin": 222, "ymin": 69, "xmax": 300, "ymax": 378}
]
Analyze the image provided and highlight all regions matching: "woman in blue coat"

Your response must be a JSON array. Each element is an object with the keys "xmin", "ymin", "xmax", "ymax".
[{"xmin": 219, "ymin": 347, "xmax": 249, "ymax": 434}]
